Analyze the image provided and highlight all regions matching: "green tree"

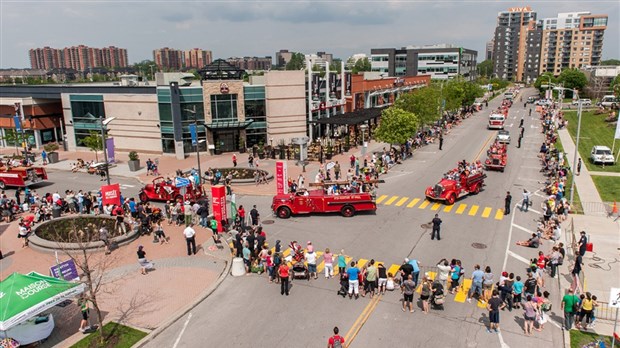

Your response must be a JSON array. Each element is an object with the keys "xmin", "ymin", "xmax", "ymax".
[
  {"xmin": 394, "ymin": 84, "xmax": 441, "ymax": 126},
  {"xmin": 477, "ymin": 59, "xmax": 493, "ymax": 78},
  {"xmin": 600, "ymin": 59, "xmax": 620, "ymax": 66},
  {"xmin": 374, "ymin": 107, "xmax": 419, "ymax": 145},
  {"xmin": 329, "ymin": 59, "xmax": 342, "ymax": 73},
  {"xmin": 133, "ymin": 60, "xmax": 157, "ymax": 80},
  {"xmin": 611, "ymin": 74, "xmax": 620, "ymax": 96},
  {"xmin": 534, "ymin": 73, "xmax": 558, "ymax": 94},
  {"xmin": 352, "ymin": 58, "xmax": 371, "ymax": 74},
  {"xmin": 558, "ymin": 68, "xmax": 588, "ymax": 95},
  {"xmin": 80, "ymin": 131, "xmax": 103, "ymax": 162},
  {"xmin": 285, "ymin": 53, "xmax": 305, "ymax": 70}
]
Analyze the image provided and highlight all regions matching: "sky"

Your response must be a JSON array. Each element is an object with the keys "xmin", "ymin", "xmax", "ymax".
[{"xmin": 0, "ymin": 0, "xmax": 618, "ymax": 69}]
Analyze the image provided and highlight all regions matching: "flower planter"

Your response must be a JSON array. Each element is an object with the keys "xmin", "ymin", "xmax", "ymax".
[
  {"xmin": 128, "ymin": 159, "xmax": 140, "ymax": 172},
  {"xmin": 47, "ymin": 152, "xmax": 59, "ymax": 164}
]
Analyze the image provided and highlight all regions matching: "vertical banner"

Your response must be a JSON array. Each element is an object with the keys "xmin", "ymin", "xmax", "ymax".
[
  {"xmin": 101, "ymin": 183, "xmax": 121, "ymax": 206},
  {"xmin": 329, "ymin": 73, "xmax": 337, "ymax": 99},
  {"xmin": 13, "ymin": 115, "xmax": 22, "ymax": 132},
  {"xmin": 345, "ymin": 72, "xmax": 352, "ymax": 96},
  {"xmin": 106, "ymin": 137, "xmax": 115, "ymax": 163},
  {"xmin": 615, "ymin": 119, "xmax": 620, "ymax": 139},
  {"xmin": 230, "ymin": 193, "xmax": 237, "ymax": 221},
  {"xmin": 275, "ymin": 161, "xmax": 288, "ymax": 194},
  {"xmin": 189, "ymin": 123, "xmax": 197, "ymax": 146},
  {"xmin": 211, "ymin": 185, "xmax": 227, "ymax": 232},
  {"xmin": 312, "ymin": 74, "xmax": 320, "ymax": 100}
]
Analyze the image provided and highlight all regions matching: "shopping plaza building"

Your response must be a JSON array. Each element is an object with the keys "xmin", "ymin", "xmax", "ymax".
[{"xmin": 0, "ymin": 60, "xmax": 430, "ymax": 158}]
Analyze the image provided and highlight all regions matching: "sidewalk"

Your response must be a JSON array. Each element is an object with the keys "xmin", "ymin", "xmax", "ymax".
[
  {"xmin": 557, "ymin": 128, "xmax": 605, "ymax": 216},
  {"xmin": 0, "ymin": 217, "xmax": 230, "ymax": 348},
  {"xmin": 589, "ymin": 171, "xmax": 620, "ymax": 177}
]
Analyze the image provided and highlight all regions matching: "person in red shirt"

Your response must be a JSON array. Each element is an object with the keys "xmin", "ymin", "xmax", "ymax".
[
  {"xmin": 237, "ymin": 205, "xmax": 246, "ymax": 229},
  {"xmin": 232, "ymin": 154, "xmax": 237, "ymax": 167},
  {"xmin": 327, "ymin": 327, "xmax": 345, "ymax": 348},
  {"xmin": 278, "ymin": 263, "xmax": 289, "ymax": 296}
]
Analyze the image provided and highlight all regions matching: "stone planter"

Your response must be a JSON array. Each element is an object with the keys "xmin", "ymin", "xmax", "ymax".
[
  {"xmin": 128, "ymin": 159, "xmax": 140, "ymax": 172},
  {"xmin": 47, "ymin": 152, "xmax": 59, "ymax": 164}
]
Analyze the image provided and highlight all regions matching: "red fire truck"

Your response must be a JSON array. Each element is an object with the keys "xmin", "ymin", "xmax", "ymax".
[
  {"xmin": 425, "ymin": 171, "xmax": 486, "ymax": 205},
  {"xmin": 0, "ymin": 166, "xmax": 48, "ymax": 190},
  {"xmin": 272, "ymin": 189, "xmax": 376, "ymax": 218},
  {"xmin": 139, "ymin": 177, "xmax": 203, "ymax": 202}
]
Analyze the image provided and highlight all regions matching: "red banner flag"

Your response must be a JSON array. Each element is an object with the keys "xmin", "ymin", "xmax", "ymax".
[
  {"xmin": 275, "ymin": 161, "xmax": 288, "ymax": 195},
  {"xmin": 101, "ymin": 183, "xmax": 121, "ymax": 206},
  {"xmin": 211, "ymin": 185, "xmax": 227, "ymax": 232}
]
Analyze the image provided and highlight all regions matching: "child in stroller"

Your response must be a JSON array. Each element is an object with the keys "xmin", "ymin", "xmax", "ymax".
[
  {"xmin": 288, "ymin": 241, "xmax": 309, "ymax": 280},
  {"xmin": 337, "ymin": 273, "xmax": 349, "ymax": 298}
]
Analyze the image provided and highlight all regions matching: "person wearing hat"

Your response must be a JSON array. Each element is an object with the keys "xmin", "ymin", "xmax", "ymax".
[{"xmin": 577, "ymin": 231, "xmax": 588, "ymax": 256}]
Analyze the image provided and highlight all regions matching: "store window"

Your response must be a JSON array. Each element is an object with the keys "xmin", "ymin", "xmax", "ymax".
[{"xmin": 210, "ymin": 94, "xmax": 238, "ymax": 121}]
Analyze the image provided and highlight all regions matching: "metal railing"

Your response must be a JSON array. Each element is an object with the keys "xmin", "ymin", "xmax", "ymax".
[
  {"xmin": 594, "ymin": 301, "xmax": 618, "ymax": 321},
  {"xmin": 577, "ymin": 201, "xmax": 619, "ymax": 218}
]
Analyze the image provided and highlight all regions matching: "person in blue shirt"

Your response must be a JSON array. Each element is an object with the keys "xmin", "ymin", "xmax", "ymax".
[
  {"xmin": 409, "ymin": 259, "xmax": 421, "ymax": 285},
  {"xmin": 450, "ymin": 263, "xmax": 461, "ymax": 294},
  {"xmin": 347, "ymin": 261, "xmax": 360, "ymax": 299},
  {"xmin": 512, "ymin": 276, "xmax": 524, "ymax": 309},
  {"xmin": 128, "ymin": 198, "xmax": 137, "ymax": 218},
  {"xmin": 467, "ymin": 264, "xmax": 485, "ymax": 303}
]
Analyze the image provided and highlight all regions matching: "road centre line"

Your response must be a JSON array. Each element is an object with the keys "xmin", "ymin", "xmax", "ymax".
[
  {"xmin": 473, "ymin": 132, "xmax": 497, "ymax": 162},
  {"xmin": 344, "ymin": 294, "xmax": 382, "ymax": 347}
]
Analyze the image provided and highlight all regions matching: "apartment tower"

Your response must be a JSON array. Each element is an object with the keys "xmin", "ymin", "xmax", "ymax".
[{"xmin": 492, "ymin": 6, "xmax": 537, "ymax": 81}]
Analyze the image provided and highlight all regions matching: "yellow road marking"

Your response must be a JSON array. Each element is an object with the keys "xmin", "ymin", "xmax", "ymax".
[
  {"xmin": 344, "ymin": 294, "xmax": 382, "ymax": 347},
  {"xmin": 357, "ymin": 258, "xmax": 369, "ymax": 269},
  {"xmin": 494, "ymin": 209, "xmax": 504, "ymax": 220},
  {"xmin": 454, "ymin": 278, "xmax": 472, "ymax": 302},
  {"xmin": 443, "ymin": 204, "xmax": 454, "ymax": 212},
  {"xmin": 468, "ymin": 205, "xmax": 479, "ymax": 216},
  {"xmin": 455, "ymin": 204, "xmax": 467, "ymax": 214},
  {"xmin": 283, "ymin": 248, "xmax": 291, "ymax": 257},
  {"xmin": 376, "ymin": 195, "xmax": 388, "ymax": 204},
  {"xmin": 418, "ymin": 200, "xmax": 431, "ymax": 209},
  {"xmin": 481, "ymin": 207, "xmax": 492, "ymax": 218},
  {"xmin": 431, "ymin": 203, "xmax": 441, "ymax": 211},
  {"xmin": 474, "ymin": 132, "xmax": 497, "ymax": 162},
  {"xmin": 407, "ymin": 198, "xmax": 421, "ymax": 208},
  {"xmin": 333, "ymin": 256, "xmax": 353, "ymax": 276},
  {"xmin": 384, "ymin": 196, "xmax": 399, "ymax": 205},
  {"xmin": 387, "ymin": 264, "xmax": 401, "ymax": 277},
  {"xmin": 395, "ymin": 197, "xmax": 409, "ymax": 207}
]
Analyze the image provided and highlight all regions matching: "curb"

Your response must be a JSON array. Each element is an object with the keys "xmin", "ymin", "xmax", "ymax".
[{"xmin": 132, "ymin": 240, "xmax": 233, "ymax": 347}]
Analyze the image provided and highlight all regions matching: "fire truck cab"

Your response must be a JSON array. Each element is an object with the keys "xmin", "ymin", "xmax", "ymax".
[{"xmin": 0, "ymin": 166, "xmax": 48, "ymax": 190}]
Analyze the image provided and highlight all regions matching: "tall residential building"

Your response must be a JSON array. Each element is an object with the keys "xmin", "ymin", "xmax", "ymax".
[
  {"xmin": 492, "ymin": 6, "xmax": 537, "ymax": 81},
  {"xmin": 153, "ymin": 47, "xmax": 184, "ymax": 70},
  {"xmin": 538, "ymin": 12, "xmax": 608, "ymax": 76},
  {"xmin": 184, "ymin": 48, "xmax": 212, "ymax": 69},
  {"xmin": 485, "ymin": 39, "xmax": 494, "ymax": 60},
  {"xmin": 226, "ymin": 57, "xmax": 272, "ymax": 71},
  {"xmin": 29, "ymin": 45, "xmax": 128, "ymax": 71},
  {"xmin": 275, "ymin": 49, "xmax": 293, "ymax": 68},
  {"xmin": 370, "ymin": 44, "xmax": 478, "ymax": 81}
]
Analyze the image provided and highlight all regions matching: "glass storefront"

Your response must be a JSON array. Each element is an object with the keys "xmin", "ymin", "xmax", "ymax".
[
  {"xmin": 69, "ymin": 95, "xmax": 106, "ymax": 146},
  {"xmin": 157, "ymin": 87, "xmax": 206, "ymax": 154}
]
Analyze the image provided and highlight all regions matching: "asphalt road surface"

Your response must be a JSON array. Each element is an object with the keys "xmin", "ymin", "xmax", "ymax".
[{"xmin": 144, "ymin": 89, "xmax": 564, "ymax": 348}]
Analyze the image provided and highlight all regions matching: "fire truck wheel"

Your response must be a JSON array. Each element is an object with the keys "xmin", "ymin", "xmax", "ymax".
[
  {"xmin": 446, "ymin": 195, "xmax": 456, "ymax": 205},
  {"xmin": 341, "ymin": 205, "xmax": 355, "ymax": 217},
  {"xmin": 473, "ymin": 185, "xmax": 481, "ymax": 194},
  {"xmin": 277, "ymin": 207, "xmax": 291, "ymax": 219}
]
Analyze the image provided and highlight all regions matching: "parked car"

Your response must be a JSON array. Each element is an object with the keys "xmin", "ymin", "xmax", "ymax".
[
  {"xmin": 496, "ymin": 130, "xmax": 511, "ymax": 144},
  {"xmin": 535, "ymin": 99, "xmax": 553, "ymax": 106},
  {"xmin": 597, "ymin": 95, "xmax": 619, "ymax": 109},
  {"xmin": 527, "ymin": 95, "xmax": 540, "ymax": 104},
  {"xmin": 571, "ymin": 99, "xmax": 592, "ymax": 106},
  {"xmin": 590, "ymin": 146, "xmax": 615, "ymax": 165}
]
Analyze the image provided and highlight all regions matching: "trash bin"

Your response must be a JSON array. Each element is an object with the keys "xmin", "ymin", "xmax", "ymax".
[{"xmin": 52, "ymin": 207, "xmax": 62, "ymax": 219}]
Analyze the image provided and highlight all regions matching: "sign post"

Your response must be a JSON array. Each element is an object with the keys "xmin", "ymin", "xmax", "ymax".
[
  {"xmin": 275, "ymin": 161, "xmax": 288, "ymax": 194},
  {"xmin": 49, "ymin": 259, "xmax": 80, "ymax": 281},
  {"xmin": 610, "ymin": 287, "xmax": 620, "ymax": 348},
  {"xmin": 211, "ymin": 185, "xmax": 227, "ymax": 233}
]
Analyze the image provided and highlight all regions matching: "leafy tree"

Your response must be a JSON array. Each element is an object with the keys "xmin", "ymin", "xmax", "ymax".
[
  {"xmin": 330, "ymin": 59, "xmax": 342, "ymax": 73},
  {"xmin": 600, "ymin": 59, "xmax": 620, "ymax": 66},
  {"xmin": 374, "ymin": 107, "xmax": 419, "ymax": 145},
  {"xmin": 133, "ymin": 60, "xmax": 157, "ymax": 80},
  {"xmin": 612, "ymin": 74, "xmax": 620, "ymax": 96},
  {"xmin": 442, "ymin": 78, "xmax": 482, "ymax": 111},
  {"xmin": 352, "ymin": 58, "xmax": 371, "ymax": 74},
  {"xmin": 80, "ymin": 131, "xmax": 103, "ymax": 162},
  {"xmin": 558, "ymin": 68, "xmax": 588, "ymax": 98},
  {"xmin": 534, "ymin": 73, "xmax": 558, "ymax": 94},
  {"xmin": 477, "ymin": 59, "xmax": 493, "ymax": 78},
  {"xmin": 285, "ymin": 53, "xmax": 305, "ymax": 70},
  {"xmin": 395, "ymin": 84, "xmax": 441, "ymax": 126}
]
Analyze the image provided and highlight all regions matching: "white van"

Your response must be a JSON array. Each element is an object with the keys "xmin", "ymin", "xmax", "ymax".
[
  {"xmin": 598, "ymin": 95, "xmax": 618, "ymax": 109},
  {"xmin": 488, "ymin": 114, "xmax": 505, "ymax": 130},
  {"xmin": 504, "ymin": 92, "xmax": 514, "ymax": 100}
]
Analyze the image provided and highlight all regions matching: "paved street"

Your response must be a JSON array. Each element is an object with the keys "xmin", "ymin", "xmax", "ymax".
[{"xmin": 143, "ymin": 89, "xmax": 565, "ymax": 348}]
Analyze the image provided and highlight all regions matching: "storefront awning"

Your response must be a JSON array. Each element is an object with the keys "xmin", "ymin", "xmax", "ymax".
[
  {"xmin": 310, "ymin": 107, "xmax": 385, "ymax": 125},
  {"xmin": 0, "ymin": 115, "xmax": 62, "ymax": 130},
  {"xmin": 205, "ymin": 119, "xmax": 254, "ymax": 130}
]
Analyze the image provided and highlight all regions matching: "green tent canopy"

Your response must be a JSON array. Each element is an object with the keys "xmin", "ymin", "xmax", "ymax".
[{"xmin": 0, "ymin": 272, "xmax": 85, "ymax": 331}]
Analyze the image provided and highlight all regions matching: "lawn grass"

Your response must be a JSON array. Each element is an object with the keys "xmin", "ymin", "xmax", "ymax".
[
  {"xmin": 564, "ymin": 110, "xmax": 620, "ymax": 173},
  {"xmin": 70, "ymin": 322, "xmax": 147, "ymax": 348},
  {"xmin": 591, "ymin": 175, "xmax": 620, "ymax": 203},
  {"xmin": 555, "ymin": 134, "xmax": 584, "ymax": 214},
  {"xmin": 569, "ymin": 329, "xmax": 619, "ymax": 348}
]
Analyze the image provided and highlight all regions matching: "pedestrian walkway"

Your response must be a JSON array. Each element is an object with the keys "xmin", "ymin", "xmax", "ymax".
[
  {"xmin": 556, "ymin": 129, "xmax": 605, "ymax": 216},
  {"xmin": 589, "ymin": 171, "xmax": 620, "ymax": 177},
  {"xmin": 376, "ymin": 194, "xmax": 505, "ymax": 220}
]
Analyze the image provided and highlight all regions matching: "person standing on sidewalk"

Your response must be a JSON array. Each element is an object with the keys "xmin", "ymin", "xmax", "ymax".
[
  {"xmin": 576, "ymin": 158, "xmax": 582, "ymax": 176},
  {"xmin": 250, "ymin": 205, "xmax": 260, "ymax": 226},
  {"xmin": 430, "ymin": 214, "xmax": 442, "ymax": 240},
  {"xmin": 401, "ymin": 274, "xmax": 415, "ymax": 313},
  {"xmin": 183, "ymin": 223, "xmax": 197, "ymax": 256},
  {"xmin": 562, "ymin": 288, "xmax": 579, "ymax": 330},
  {"xmin": 278, "ymin": 262, "xmax": 290, "ymax": 296},
  {"xmin": 504, "ymin": 192, "xmax": 512, "ymax": 215},
  {"xmin": 486, "ymin": 290, "xmax": 505, "ymax": 333},
  {"xmin": 334, "ymin": 161, "xmax": 341, "ymax": 180},
  {"xmin": 232, "ymin": 154, "xmax": 237, "ymax": 167},
  {"xmin": 439, "ymin": 133, "xmax": 444, "ymax": 151}
]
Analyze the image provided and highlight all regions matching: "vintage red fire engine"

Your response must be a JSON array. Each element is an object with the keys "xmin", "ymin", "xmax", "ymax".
[
  {"xmin": 139, "ymin": 177, "xmax": 203, "ymax": 202},
  {"xmin": 425, "ymin": 165, "xmax": 486, "ymax": 205},
  {"xmin": 272, "ymin": 189, "xmax": 376, "ymax": 219},
  {"xmin": 0, "ymin": 166, "xmax": 47, "ymax": 189}
]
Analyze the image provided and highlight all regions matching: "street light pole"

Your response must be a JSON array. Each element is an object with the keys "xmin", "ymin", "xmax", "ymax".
[
  {"xmin": 99, "ymin": 117, "xmax": 116, "ymax": 186},
  {"xmin": 569, "ymin": 94, "xmax": 582, "ymax": 206},
  {"xmin": 360, "ymin": 124, "xmax": 368, "ymax": 156},
  {"xmin": 184, "ymin": 106, "xmax": 203, "ymax": 185}
]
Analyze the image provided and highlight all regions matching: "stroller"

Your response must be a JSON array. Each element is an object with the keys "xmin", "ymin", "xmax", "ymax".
[
  {"xmin": 337, "ymin": 273, "xmax": 349, "ymax": 297},
  {"xmin": 430, "ymin": 281, "xmax": 446, "ymax": 310},
  {"xmin": 288, "ymin": 241, "xmax": 309, "ymax": 280}
]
